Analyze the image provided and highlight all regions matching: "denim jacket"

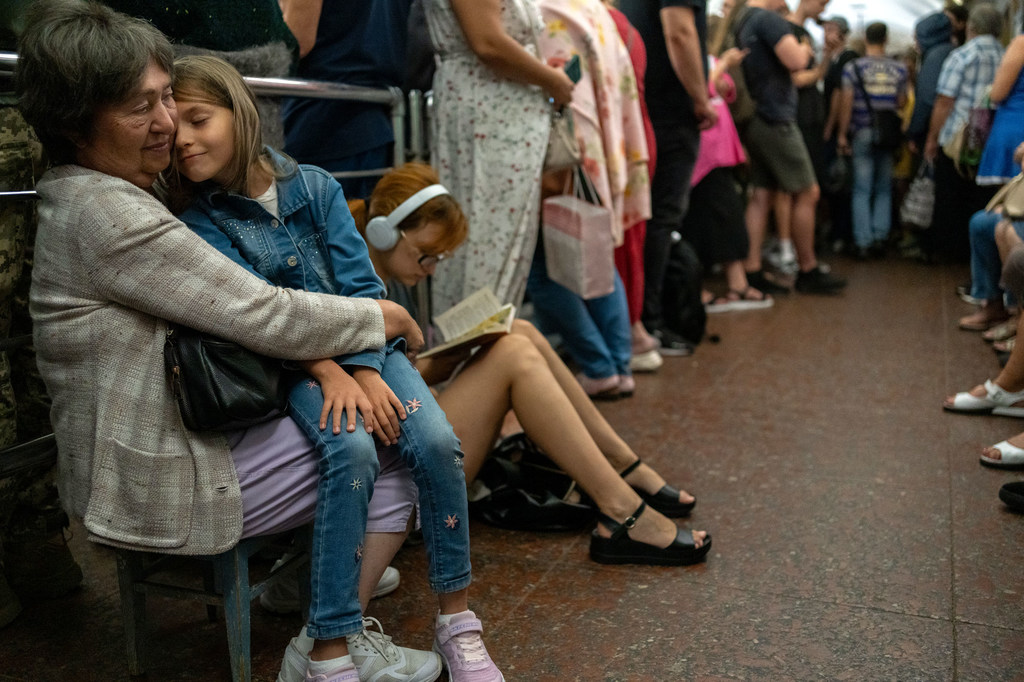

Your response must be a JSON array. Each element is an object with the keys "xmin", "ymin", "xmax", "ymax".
[{"xmin": 179, "ymin": 148, "xmax": 393, "ymax": 370}]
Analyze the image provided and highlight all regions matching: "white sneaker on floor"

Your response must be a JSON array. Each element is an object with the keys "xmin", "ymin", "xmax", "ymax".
[
  {"xmin": 371, "ymin": 566, "xmax": 401, "ymax": 599},
  {"xmin": 262, "ymin": 562, "xmax": 401, "ymax": 614},
  {"xmin": 350, "ymin": 617, "xmax": 442, "ymax": 682},
  {"xmin": 629, "ymin": 349, "xmax": 663, "ymax": 373},
  {"xmin": 278, "ymin": 619, "xmax": 442, "ymax": 682}
]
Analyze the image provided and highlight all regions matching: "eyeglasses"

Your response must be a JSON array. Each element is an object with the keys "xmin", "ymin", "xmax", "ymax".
[{"xmin": 399, "ymin": 230, "xmax": 449, "ymax": 269}]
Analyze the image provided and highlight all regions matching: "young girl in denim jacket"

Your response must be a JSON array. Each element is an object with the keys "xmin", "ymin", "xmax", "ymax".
[{"xmin": 163, "ymin": 55, "xmax": 502, "ymax": 682}]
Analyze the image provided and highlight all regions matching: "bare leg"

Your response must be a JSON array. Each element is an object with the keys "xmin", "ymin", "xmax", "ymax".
[
  {"xmin": 996, "ymin": 219, "xmax": 1024, "ymax": 263},
  {"xmin": 744, "ymin": 187, "xmax": 772, "ymax": 272},
  {"xmin": 944, "ymin": 314, "xmax": 1024, "ymax": 408},
  {"xmin": 791, "ymin": 184, "xmax": 822, "ymax": 272},
  {"xmin": 359, "ymin": 531, "xmax": 408, "ymax": 611},
  {"xmin": 310, "ymin": 639, "xmax": 349, "ymax": 662},
  {"xmin": 724, "ymin": 260, "xmax": 765, "ymax": 297},
  {"xmin": 773, "ymin": 191, "xmax": 792, "ymax": 243},
  {"xmin": 437, "ymin": 332, "xmax": 703, "ymax": 547},
  {"xmin": 508, "ymin": 320, "xmax": 694, "ymax": 503}
]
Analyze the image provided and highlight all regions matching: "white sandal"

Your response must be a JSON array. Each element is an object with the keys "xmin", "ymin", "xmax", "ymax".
[
  {"xmin": 944, "ymin": 379, "xmax": 1024, "ymax": 417},
  {"xmin": 981, "ymin": 440, "xmax": 1024, "ymax": 468}
]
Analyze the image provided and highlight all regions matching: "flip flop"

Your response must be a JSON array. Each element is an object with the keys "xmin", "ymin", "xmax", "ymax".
[
  {"xmin": 981, "ymin": 440, "xmax": 1024, "ymax": 468},
  {"xmin": 944, "ymin": 379, "xmax": 1024, "ymax": 417},
  {"xmin": 705, "ymin": 288, "xmax": 774, "ymax": 313}
]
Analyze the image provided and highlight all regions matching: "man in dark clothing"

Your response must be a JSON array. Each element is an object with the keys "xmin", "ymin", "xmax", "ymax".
[
  {"xmin": 736, "ymin": 0, "xmax": 846, "ymax": 294},
  {"xmin": 281, "ymin": 0, "xmax": 412, "ymax": 200},
  {"xmin": 820, "ymin": 15, "xmax": 860, "ymax": 251},
  {"xmin": 907, "ymin": 12, "xmax": 955, "ymax": 151},
  {"xmin": 620, "ymin": 0, "xmax": 717, "ymax": 353}
]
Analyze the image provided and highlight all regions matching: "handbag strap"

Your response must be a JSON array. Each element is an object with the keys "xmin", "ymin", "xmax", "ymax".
[
  {"xmin": 573, "ymin": 166, "xmax": 602, "ymax": 206},
  {"xmin": 852, "ymin": 62, "xmax": 877, "ymax": 115}
]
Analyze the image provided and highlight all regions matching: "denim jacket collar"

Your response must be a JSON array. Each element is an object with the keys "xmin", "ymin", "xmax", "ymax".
[{"xmin": 196, "ymin": 147, "xmax": 310, "ymax": 221}]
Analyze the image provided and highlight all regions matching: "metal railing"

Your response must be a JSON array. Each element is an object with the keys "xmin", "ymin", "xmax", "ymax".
[{"xmin": 0, "ymin": 50, "xmax": 428, "ymax": 191}]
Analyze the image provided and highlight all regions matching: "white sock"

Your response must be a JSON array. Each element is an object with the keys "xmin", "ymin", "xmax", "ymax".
[
  {"xmin": 437, "ymin": 610, "xmax": 470, "ymax": 626},
  {"xmin": 307, "ymin": 654, "xmax": 354, "ymax": 676},
  {"xmin": 779, "ymin": 239, "xmax": 795, "ymax": 260}
]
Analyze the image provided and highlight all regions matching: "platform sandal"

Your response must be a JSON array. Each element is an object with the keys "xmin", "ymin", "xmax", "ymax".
[
  {"xmin": 589, "ymin": 501, "xmax": 711, "ymax": 566},
  {"xmin": 619, "ymin": 458, "xmax": 695, "ymax": 517}
]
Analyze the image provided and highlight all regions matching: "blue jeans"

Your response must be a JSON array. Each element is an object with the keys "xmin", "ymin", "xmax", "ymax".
[
  {"xmin": 287, "ymin": 345, "xmax": 470, "ymax": 640},
  {"xmin": 969, "ymin": 209, "xmax": 1024, "ymax": 301},
  {"xmin": 851, "ymin": 127, "xmax": 894, "ymax": 249},
  {"xmin": 527, "ymin": 237, "xmax": 632, "ymax": 379}
]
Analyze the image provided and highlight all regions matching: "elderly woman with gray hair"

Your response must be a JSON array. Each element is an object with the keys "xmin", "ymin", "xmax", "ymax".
[{"xmin": 14, "ymin": 2, "xmax": 443, "ymax": 680}]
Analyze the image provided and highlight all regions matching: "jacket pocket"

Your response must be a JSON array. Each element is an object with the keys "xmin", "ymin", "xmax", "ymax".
[
  {"xmin": 84, "ymin": 438, "xmax": 195, "ymax": 549},
  {"xmin": 295, "ymin": 231, "xmax": 336, "ymax": 292}
]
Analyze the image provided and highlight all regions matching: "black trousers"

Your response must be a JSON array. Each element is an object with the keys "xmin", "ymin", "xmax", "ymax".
[
  {"xmin": 643, "ymin": 118, "xmax": 701, "ymax": 330},
  {"xmin": 923, "ymin": 150, "xmax": 999, "ymax": 262}
]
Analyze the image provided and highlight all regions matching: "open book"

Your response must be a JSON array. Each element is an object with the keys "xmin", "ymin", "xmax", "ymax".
[{"xmin": 418, "ymin": 287, "xmax": 516, "ymax": 359}]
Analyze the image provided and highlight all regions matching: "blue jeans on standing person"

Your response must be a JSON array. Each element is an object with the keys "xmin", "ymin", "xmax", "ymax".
[
  {"xmin": 851, "ymin": 127, "xmax": 894, "ymax": 249},
  {"xmin": 287, "ymin": 343, "xmax": 471, "ymax": 641},
  {"xmin": 527, "ymin": 237, "xmax": 633, "ymax": 380},
  {"xmin": 968, "ymin": 209, "xmax": 1024, "ymax": 302}
]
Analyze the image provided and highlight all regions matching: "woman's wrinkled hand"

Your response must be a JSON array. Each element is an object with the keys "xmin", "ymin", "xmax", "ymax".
[{"xmin": 377, "ymin": 299, "xmax": 424, "ymax": 355}]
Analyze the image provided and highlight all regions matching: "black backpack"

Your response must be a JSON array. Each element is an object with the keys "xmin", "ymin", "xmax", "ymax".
[{"xmin": 661, "ymin": 235, "xmax": 707, "ymax": 345}]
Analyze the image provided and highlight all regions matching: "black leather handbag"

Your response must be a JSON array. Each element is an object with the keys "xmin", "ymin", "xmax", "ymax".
[{"xmin": 163, "ymin": 324, "xmax": 288, "ymax": 431}]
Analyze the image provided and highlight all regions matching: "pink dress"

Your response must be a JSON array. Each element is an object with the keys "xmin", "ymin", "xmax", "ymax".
[
  {"xmin": 537, "ymin": 0, "xmax": 651, "ymax": 244},
  {"xmin": 691, "ymin": 56, "xmax": 747, "ymax": 187},
  {"xmin": 607, "ymin": 5, "xmax": 653, "ymax": 325}
]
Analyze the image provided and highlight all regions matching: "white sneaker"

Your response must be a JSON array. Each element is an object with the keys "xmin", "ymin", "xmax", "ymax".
[
  {"xmin": 629, "ymin": 349, "xmax": 663, "ymax": 373},
  {"xmin": 262, "ymin": 562, "xmax": 401, "ymax": 614},
  {"xmin": 349, "ymin": 617, "xmax": 442, "ymax": 682},
  {"xmin": 277, "ymin": 620, "xmax": 442, "ymax": 682},
  {"xmin": 371, "ymin": 566, "xmax": 401, "ymax": 599}
]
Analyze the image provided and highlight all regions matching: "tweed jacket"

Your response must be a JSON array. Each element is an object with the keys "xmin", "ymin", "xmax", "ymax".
[{"xmin": 31, "ymin": 165, "xmax": 386, "ymax": 555}]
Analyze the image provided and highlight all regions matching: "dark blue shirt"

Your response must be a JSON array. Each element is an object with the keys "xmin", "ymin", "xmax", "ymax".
[
  {"xmin": 737, "ymin": 7, "xmax": 797, "ymax": 123},
  {"xmin": 282, "ymin": 0, "xmax": 412, "ymax": 165},
  {"xmin": 620, "ymin": 0, "xmax": 708, "ymax": 125}
]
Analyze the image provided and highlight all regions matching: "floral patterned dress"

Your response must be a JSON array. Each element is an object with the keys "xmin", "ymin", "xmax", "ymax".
[
  {"xmin": 425, "ymin": 0, "xmax": 552, "ymax": 315},
  {"xmin": 537, "ymin": 0, "xmax": 651, "ymax": 243}
]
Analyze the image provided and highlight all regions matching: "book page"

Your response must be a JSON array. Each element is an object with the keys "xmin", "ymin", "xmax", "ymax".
[
  {"xmin": 418, "ymin": 304, "xmax": 516, "ymax": 359},
  {"xmin": 433, "ymin": 287, "xmax": 502, "ymax": 341}
]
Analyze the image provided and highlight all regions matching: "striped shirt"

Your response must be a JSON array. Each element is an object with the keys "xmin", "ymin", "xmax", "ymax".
[
  {"xmin": 936, "ymin": 35, "xmax": 1005, "ymax": 146},
  {"xmin": 842, "ymin": 56, "xmax": 908, "ymax": 133}
]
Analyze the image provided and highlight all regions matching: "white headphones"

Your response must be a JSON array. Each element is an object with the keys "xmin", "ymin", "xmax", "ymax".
[{"xmin": 366, "ymin": 184, "xmax": 451, "ymax": 251}]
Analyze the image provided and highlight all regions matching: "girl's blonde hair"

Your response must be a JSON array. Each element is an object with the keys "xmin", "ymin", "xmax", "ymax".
[
  {"xmin": 350, "ymin": 163, "xmax": 469, "ymax": 256},
  {"xmin": 162, "ymin": 55, "xmax": 282, "ymax": 212}
]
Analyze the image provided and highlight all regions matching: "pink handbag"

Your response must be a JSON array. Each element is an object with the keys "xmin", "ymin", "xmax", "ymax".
[{"xmin": 541, "ymin": 170, "xmax": 615, "ymax": 300}]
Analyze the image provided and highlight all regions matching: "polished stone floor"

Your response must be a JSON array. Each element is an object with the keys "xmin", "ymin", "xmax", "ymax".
[{"xmin": 2, "ymin": 255, "xmax": 1023, "ymax": 681}]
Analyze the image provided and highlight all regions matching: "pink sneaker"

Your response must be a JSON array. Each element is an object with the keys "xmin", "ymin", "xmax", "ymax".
[{"xmin": 432, "ymin": 611, "xmax": 504, "ymax": 682}]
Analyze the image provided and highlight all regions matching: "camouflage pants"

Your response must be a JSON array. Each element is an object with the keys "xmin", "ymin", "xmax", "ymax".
[{"xmin": 0, "ymin": 104, "xmax": 57, "ymax": 547}]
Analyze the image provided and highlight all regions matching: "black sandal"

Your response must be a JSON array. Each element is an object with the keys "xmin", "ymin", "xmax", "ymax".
[
  {"xmin": 589, "ymin": 501, "xmax": 711, "ymax": 566},
  {"xmin": 619, "ymin": 459, "xmax": 696, "ymax": 517}
]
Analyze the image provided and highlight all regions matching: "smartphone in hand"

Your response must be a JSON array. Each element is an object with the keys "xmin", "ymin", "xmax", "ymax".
[{"xmin": 564, "ymin": 54, "xmax": 581, "ymax": 84}]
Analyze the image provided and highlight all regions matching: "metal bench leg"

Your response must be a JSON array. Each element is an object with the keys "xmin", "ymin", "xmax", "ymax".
[
  {"xmin": 114, "ymin": 550, "xmax": 147, "ymax": 676},
  {"xmin": 218, "ymin": 544, "xmax": 252, "ymax": 682}
]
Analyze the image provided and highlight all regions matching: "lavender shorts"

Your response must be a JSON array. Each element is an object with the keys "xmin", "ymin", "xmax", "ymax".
[{"xmin": 227, "ymin": 416, "xmax": 418, "ymax": 538}]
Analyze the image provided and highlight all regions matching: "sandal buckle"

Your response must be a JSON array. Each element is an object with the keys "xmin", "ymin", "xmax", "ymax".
[{"xmin": 622, "ymin": 514, "xmax": 638, "ymax": 529}]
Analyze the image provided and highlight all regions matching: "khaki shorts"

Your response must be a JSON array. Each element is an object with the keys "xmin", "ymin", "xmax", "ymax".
[{"xmin": 743, "ymin": 115, "xmax": 817, "ymax": 193}]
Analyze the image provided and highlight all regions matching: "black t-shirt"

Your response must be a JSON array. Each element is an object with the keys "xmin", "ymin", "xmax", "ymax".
[
  {"xmin": 737, "ymin": 7, "xmax": 797, "ymax": 123},
  {"xmin": 620, "ymin": 0, "xmax": 708, "ymax": 124},
  {"xmin": 823, "ymin": 48, "xmax": 860, "ymax": 118},
  {"xmin": 790, "ymin": 21, "xmax": 823, "ymax": 128}
]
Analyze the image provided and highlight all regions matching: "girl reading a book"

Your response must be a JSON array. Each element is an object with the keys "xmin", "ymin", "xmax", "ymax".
[
  {"xmin": 162, "ymin": 56, "xmax": 502, "ymax": 682},
  {"xmin": 352, "ymin": 162, "xmax": 712, "ymax": 567}
]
